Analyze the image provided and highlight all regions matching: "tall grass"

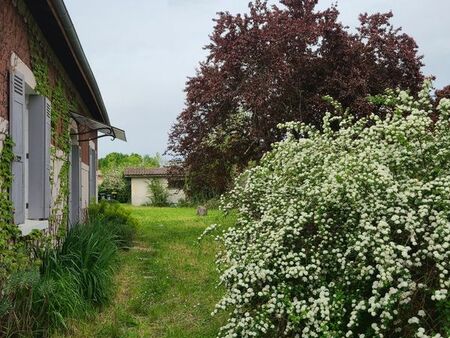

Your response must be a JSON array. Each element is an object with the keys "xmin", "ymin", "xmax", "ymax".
[
  {"xmin": 88, "ymin": 201, "xmax": 137, "ymax": 249},
  {"xmin": 63, "ymin": 207, "xmax": 232, "ymax": 337},
  {"xmin": 44, "ymin": 220, "xmax": 118, "ymax": 306},
  {"xmin": 0, "ymin": 259, "xmax": 88, "ymax": 336},
  {"xmin": 0, "ymin": 202, "xmax": 136, "ymax": 337}
]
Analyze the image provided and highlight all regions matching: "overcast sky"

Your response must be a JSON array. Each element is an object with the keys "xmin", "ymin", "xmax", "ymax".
[{"xmin": 64, "ymin": 0, "xmax": 450, "ymax": 158}]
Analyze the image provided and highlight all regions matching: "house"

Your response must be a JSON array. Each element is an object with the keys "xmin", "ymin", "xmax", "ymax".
[
  {"xmin": 0, "ymin": 0, "xmax": 125, "ymax": 235},
  {"xmin": 124, "ymin": 167, "xmax": 186, "ymax": 206}
]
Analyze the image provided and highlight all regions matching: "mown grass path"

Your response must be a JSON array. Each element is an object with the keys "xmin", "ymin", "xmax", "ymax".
[{"xmin": 63, "ymin": 207, "xmax": 228, "ymax": 338}]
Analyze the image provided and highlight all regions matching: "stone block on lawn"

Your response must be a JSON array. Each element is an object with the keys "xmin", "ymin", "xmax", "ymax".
[{"xmin": 196, "ymin": 206, "xmax": 207, "ymax": 216}]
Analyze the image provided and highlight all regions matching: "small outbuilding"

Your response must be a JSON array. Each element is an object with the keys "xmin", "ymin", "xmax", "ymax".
[{"xmin": 124, "ymin": 167, "xmax": 186, "ymax": 206}]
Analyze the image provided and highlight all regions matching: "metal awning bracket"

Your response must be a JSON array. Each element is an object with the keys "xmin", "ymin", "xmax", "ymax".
[
  {"xmin": 70, "ymin": 112, "xmax": 127, "ymax": 142},
  {"xmin": 70, "ymin": 127, "xmax": 116, "ymax": 142}
]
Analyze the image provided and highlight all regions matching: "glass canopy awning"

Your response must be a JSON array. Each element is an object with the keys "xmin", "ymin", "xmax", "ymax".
[{"xmin": 71, "ymin": 112, "xmax": 126, "ymax": 142}]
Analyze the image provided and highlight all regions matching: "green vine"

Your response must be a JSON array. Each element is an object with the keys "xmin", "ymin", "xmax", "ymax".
[
  {"xmin": 0, "ymin": 0, "xmax": 83, "ymax": 288},
  {"xmin": 13, "ymin": 0, "xmax": 75, "ymax": 236},
  {"xmin": 0, "ymin": 1, "xmax": 93, "ymax": 283},
  {"xmin": 0, "ymin": 136, "xmax": 28, "ymax": 283},
  {"xmin": 46, "ymin": 81, "xmax": 72, "ymax": 237}
]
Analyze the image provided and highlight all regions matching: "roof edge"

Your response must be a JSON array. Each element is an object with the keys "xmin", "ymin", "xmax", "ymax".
[
  {"xmin": 47, "ymin": 0, "xmax": 110, "ymax": 126},
  {"xmin": 124, "ymin": 167, "xmax": 184, "ymax": 178}
]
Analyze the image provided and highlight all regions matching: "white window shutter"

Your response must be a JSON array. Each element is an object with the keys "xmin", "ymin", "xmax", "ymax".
[
  {"xmin": 28, "ymin": 96, "xmax": 51, "ymax": 220},
  {"xmin": 9, "ymin": 71, "xmax": 25, "ymax": 225}
]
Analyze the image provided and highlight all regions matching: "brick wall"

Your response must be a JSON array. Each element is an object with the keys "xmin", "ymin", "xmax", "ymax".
[
  {"xmin": 0, "ymin": 0, "xmax": 31, "ymax": 120},
  {"xmin": 80, "ymin": 129, "xmax": 98, "ymax": 165},
  {"xmin": 0, "ymin": 0, "xmax": 93, "ymax": 127}
]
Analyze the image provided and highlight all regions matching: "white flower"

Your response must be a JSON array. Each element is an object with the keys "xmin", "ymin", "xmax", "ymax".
[
  {"xmin": 212, "ymin": 83, "xmax": 450, "ymax": 337},
  {"xmin": 408, "ymin": 316, "xmax": 419, "ymax": 324}
]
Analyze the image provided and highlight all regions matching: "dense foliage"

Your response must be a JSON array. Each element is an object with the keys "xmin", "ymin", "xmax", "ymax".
[
  {"xmin": 168, "ymin": 0, "xmax": 430, "ymax": 198},
  {"xmin": 436, "ymin": 85, "xmax": 450, "ymax": 102},
  {"xmin": 0, "ymin": 135, "xmax": 30, "ymax": 286},
  {"xmin": 0, "ymin": 202, "xmax": 137, "ymax": 336},
  {"xmin": 99, "ymin": 152, "xmax": 160, "ymax": 202},
  {"xmin": 99, "ymin": 152, "xmax": 160, "ymax": 171},
  {"xmin": 88, "ymin": 201, "xmax": 137, "ymax": 249},
  {"xmin": 147, "ymin": 179, "xmax": 170, "ymax": 207},
  {"xmin": 211, "ymin": 83, "xmax": 450, "ymax": 337}
]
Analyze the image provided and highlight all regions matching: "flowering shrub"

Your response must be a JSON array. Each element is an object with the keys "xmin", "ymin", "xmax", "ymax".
[
  {"xmin": 213, "ymin": 82, "xmax": 450, "ymax": 337},
  {"xmin": 147, "ymin": 179, "xmax": 170, "ymax": 207}
]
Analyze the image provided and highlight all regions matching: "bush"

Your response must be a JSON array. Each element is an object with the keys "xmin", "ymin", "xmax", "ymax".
[
  {"xmin": 88, "ymin": 201, "xmax": 137, "ymax": 249},
  {"xmin": 212, "ymin": 83, "xmax": 450, "ymax": 337},
  {"xmin": 148, "ymin": 179, "xmax": 170, "ymax": 207},
  {"xmin": 1, "ymin": 259, "xmax": 93, "ymax": 336},
  {"xmin": 34, "ymin": 269, "xmax": 86, "ymax": 331},
  {"xmin": 175, "ymin": 197, "xmax": 220, "ymax": 209},
  {"xmin": 0, "ymin": 202, "xmax": 137, "ymax": 336},
  {"xmin": 98, "ymin": 152, "xmax": 160, "ymax": 203},
  {"xmin": 205, "ymin": 197, "xmax": 221, "ymax": 210},
  {"xmin": 0, "ymin": 269, "xmax": 43, "ymax": 336},
  {"xmin": 98, "ymin": 168, "xmax": 130, "ymax": 203},
  {"xmin": 52, "ymin": 220, "xmax": 118, "ymax": 306},
  {"xmin": 176, "ymin": 198, "xmax": 195, "ymax": 208}
]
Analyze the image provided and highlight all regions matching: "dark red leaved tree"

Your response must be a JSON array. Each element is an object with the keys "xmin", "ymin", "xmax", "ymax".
[
  {"xmin": 168, "ymin": 0, "xmax": 424, "ymax": 198},
  {"xmin": 436, "ymin": 85, "xmax": 450, "ymax": 101}
]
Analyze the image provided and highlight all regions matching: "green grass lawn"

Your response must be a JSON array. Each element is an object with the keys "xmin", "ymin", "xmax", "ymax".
[{"xmin": 61, "ymin": 207, "xmax": 231, "ymax": 338}]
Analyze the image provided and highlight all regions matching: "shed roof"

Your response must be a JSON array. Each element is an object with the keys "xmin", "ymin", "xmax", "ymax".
[{"xmin": 124, "ymin": 167, "xmax": 184, "ymax": 178}]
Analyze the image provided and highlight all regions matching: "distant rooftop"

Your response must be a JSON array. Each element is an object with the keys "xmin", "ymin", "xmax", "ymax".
[{"xmin": 124, "ymin": 167, "xmax": 183, "ymax": 178}]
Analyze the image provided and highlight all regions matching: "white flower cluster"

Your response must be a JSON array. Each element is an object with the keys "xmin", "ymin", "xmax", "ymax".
[{"xmin": 212, "ymin": 82, "xmax": 450, "ymax": 337}]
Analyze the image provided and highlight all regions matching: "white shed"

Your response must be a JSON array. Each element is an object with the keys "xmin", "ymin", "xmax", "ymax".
[{"xmin": 124, "ymin": 167, "xmax": 186, "ymax": 206}]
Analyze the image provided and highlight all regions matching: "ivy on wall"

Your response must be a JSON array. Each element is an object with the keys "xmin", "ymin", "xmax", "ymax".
[
  {"xmin": 0, "ymin": 0, "xmax": 77, "ymax": 283},
  {"xmin": 0, "ymin": 135, "xmax": 28, "ymax": 282},
  {"xmin": 0, "ymin": 0, "xmax": 82, "ymax": 248},
  {"xmin": 17, "ymin": 0, "xmax": 75, "ymax": 236},
  {"xmin": 0, "ymin": 0, "xmax": 88, "ymax": 288},
  {"xmin": 35, "ymin": 62, "xmax": 72, "ymax": 235}
]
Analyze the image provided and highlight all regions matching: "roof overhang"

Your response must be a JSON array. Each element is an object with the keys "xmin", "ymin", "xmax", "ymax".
[
  {"xmin": 124, "ymin": 167, "xmax": 184, "ymax": 178},
  {"xmin": 71, "ymin": 112, "xmax": 126, "ymax": 142},
  {"xmin": 26, "ymin": 0, "xmax": 111, "ymax": 126}
]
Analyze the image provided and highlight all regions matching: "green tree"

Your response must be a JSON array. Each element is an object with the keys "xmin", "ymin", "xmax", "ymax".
[
  {"xmin": 98, "ymin": 153, "xmax": 160, "ymax": 202},
  {"xmin": 147, "ymin": 179, "xmax": 169, "ymax": 207},
  {"xmin": 99, "ymin": 152, "xmax": 160, "ymax": 172}
]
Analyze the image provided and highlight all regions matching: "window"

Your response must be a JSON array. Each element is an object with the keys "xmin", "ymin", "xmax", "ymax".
[{"xmin": 10, "ymin": 71, "xmax": 51, "ymax": 235}]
